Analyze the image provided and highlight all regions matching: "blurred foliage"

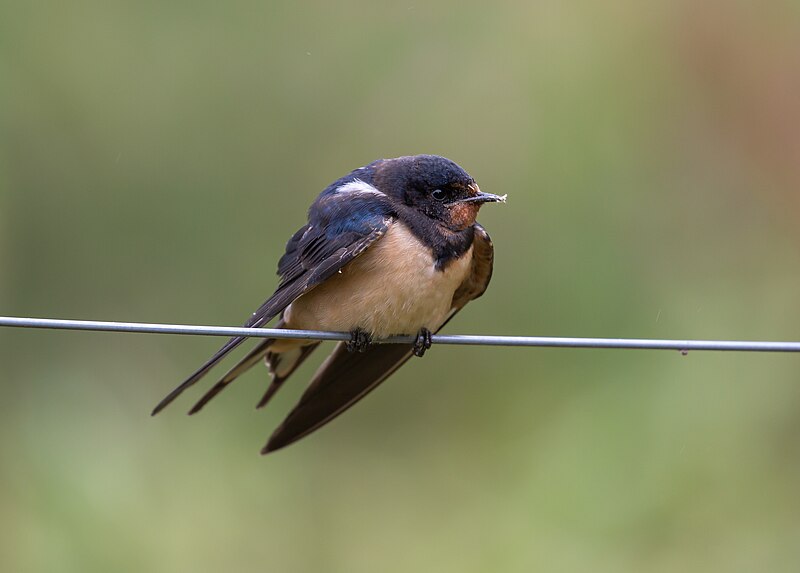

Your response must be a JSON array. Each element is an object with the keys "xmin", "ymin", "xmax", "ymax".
[{"xmin": 2, "ymin": 0, "xmax": 800, "ymax": 571}]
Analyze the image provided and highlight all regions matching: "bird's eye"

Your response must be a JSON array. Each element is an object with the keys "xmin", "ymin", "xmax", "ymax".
[{"xmin": 431, "ymin": 189, "xmax": 447, "ymax": 201}]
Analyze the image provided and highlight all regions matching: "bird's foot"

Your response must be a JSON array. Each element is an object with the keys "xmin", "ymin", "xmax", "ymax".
[
  {"xmin": 413, "ymin": 328, "xmax": 433, "ymax": 357},
  {"xmin": 346, "ymin": 328, "xmax": 372, "ymax": 353}
]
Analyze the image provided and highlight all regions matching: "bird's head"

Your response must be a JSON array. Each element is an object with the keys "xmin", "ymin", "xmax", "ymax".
[{"xmin": 375, "ymin": 155, "xmax": 506, "ymax": 231}]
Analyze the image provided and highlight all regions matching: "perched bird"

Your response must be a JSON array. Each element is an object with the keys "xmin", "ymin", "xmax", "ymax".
[{"xmin": 152, "ymin": 154, "xmax": 505, "ymax": 453}]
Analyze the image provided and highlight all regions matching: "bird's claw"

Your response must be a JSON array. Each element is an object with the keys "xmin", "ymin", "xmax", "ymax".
[
  {"xmin": 413, "ymin": 328, "xmax": 433, "ymax": 357},
  {"xmin": 346, "ymin": 328, "xmax": 372, "ymax": 353}
]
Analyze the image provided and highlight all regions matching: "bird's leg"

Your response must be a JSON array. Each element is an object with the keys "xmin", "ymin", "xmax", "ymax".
[
  {"xmin": 412, "ymin": 328, "xmax": 433, "ymax": 357},
  {"xmin": 346, "ymin": 328, "xmax": 372, "ymax": 353}
]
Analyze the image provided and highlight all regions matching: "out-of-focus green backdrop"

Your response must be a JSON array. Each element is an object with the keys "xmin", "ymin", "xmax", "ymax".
[{"xmin": 2, "ymin": 1, "xmax": 800, "ymax": 571}]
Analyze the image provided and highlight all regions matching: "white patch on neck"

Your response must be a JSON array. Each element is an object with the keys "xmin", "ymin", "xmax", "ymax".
[{"xmin": 335, "ymin": 178, "xmax": 385, "ymax": 197}]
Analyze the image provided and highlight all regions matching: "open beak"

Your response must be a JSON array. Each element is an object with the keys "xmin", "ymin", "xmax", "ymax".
[{"xmin": 450, "ymin": 190, "xmax": 508, "ymax": 205}]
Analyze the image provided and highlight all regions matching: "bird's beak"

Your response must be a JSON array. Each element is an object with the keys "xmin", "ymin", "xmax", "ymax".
[{"xmin": 449, "ymin": 191, "xmax": 507, "ymax": 205}]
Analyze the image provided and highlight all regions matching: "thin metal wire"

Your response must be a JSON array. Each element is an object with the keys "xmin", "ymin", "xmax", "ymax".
[{"xmin": 2, "ymin": 315, "xmax": 799, "ymax": 353}]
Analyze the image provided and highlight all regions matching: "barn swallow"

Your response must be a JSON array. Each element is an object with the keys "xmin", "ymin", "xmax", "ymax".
[{"xmin": 152, "ymin": 154, "xmax": 505, "ymax": 453}]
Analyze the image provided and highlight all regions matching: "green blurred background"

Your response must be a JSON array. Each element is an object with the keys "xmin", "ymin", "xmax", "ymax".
[{"xmin": 2, "ymin": 1, "xmax": 800, "ymax": 571}]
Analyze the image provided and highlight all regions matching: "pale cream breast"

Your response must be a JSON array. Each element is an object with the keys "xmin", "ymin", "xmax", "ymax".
[{"xmin": 283, "ymin": 221, "xmax": 473, "ymax": 338}]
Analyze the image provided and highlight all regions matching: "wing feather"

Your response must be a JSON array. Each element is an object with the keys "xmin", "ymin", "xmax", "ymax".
[{"xmin": 151, "ymin": 210, "xmax": 393, "ymax": 415}]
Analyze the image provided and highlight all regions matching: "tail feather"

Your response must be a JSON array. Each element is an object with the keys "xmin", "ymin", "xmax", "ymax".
[
  {"xmin": 187, "ymin": 339, "xmax": 273, "ymax": 414},
  {"xmin": 151, "ymin": 334, "xmax": 248, "ymax": 415},
  {"xmin": 256, "ymin": 343, "xmax": 321, "ymax": 409},
  {"xmin": 184, "ymin": 319, "xmax": 321, "ymax": 415}
]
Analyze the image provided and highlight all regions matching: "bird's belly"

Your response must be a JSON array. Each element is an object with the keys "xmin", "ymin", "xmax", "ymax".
[{"xmin": 283, "ymin": 222, "xmax": 473, "ymax": 338}]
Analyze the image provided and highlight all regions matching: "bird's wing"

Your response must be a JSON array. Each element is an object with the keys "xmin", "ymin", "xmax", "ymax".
[
  {"xmin": 151, "ymin": 201, "xmax": 395, "ymax": 415},
  {"xmin": 262, "ymin": 223, "xmax": 495, "ymax": 453},
  {"xmin": 449, "ymin": 223, "xmax": 494, "ymax": 311}
]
